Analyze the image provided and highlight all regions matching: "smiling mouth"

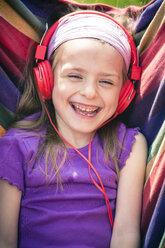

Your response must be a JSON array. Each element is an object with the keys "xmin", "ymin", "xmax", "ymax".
[{"xmin": 71, "ymin": 102, "xmax": 100, "ymax": 117}]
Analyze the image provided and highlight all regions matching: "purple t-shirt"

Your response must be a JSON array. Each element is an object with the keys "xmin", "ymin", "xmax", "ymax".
[{"xmin": 0, "ymin": 121, "xmax": 139, "ymax": 248}]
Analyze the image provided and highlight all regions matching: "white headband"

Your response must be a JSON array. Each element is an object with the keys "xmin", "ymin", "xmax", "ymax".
[{"xmin": 47, "ymin": 13, "xmax": 131, "ymax": 71}]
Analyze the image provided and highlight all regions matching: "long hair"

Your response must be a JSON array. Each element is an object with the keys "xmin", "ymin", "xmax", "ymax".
[{"xmin": 12, "ymin": 6, "xmax": 132, "ymax": 185}]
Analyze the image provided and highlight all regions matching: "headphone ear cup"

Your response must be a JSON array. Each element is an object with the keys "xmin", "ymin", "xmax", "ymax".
[
  {"xmin": 33, "ymin": 60, "xmax": 54, "ymax": 99},
  {"xmin": 116, "ymin": 79, "xmax": 136, "ymax": 115}
]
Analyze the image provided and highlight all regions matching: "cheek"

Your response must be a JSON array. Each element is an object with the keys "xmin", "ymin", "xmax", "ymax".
[
  {"xmin": 52, "ymin": 84, "xmax": 62, "ymax": 109},
  {"xmin": 52, "ymin": 81, "xmax": 71, "ymax": 108},
  {"xmin": 106, "ymin": 98, "xmax": 118, "ymax": 112},
  {"xmin": 104, "ymin": 89, "xmax": 120, "ymax": 106},
  {"xmin": 52, "ymin": 81, "xmax": 65, "ymax": 98},
  {"xmin": 103, "ymin": 92, "xmax": 121, "ymax": 117}
]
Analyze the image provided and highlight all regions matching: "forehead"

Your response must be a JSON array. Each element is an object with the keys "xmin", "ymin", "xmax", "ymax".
[{"xmin": 54, "ymin": 38, "xmax": 124, "ymax": 64}]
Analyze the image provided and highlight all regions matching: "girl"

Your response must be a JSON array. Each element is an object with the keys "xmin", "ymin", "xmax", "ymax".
[{"xmin": 0, "ymin": 10, "xmax": 147, "ymax": 248}]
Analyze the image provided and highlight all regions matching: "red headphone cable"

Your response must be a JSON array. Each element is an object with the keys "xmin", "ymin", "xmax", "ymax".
[
  {"xmin": 42, "ymin": 97, "xmax": 114, "ymax": 229},
  {"xmin": 87, "ymin": 115, "xmax": 118, "ymax": 229}
]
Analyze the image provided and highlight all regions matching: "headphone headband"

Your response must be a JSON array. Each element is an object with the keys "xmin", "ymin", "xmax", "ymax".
[
  {"xmin": 34, "ymin": 10, "xmax": 141, "ymax": 103},
  {"xmin": 35, "ymin": 10, "xmax": 141, "ymax": 80}
]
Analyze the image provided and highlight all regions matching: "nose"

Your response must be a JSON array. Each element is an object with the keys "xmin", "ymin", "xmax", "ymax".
[{"xmin": 80, "ymin": 79, "xmax": 97, "ymax": 99}]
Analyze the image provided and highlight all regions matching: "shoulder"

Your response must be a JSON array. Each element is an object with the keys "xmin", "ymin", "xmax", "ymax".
[
  {"xmin": 120, "ymin": 130, "xmax": 147, "ymax": 176},
  {"xmin": 0, "ymin": 129, "xmax": 29, "ymax": 166},
  {"xmin": 1, "ymin": 112, "xmax": 45, "ymax": 143},
  {"xmin": 117, "ymin": 122, "xmax": 146, "ymax": 171},
  {"xmin": 129, "ymin": 131, "xmax": 148, "ymax": 159},
  {"xmin": 1, "ymin": 126, "xmax": 44, "ymax": 143},
  {"xmin": 117, "ymin": 122, "xmax": 140, "ymax": 139},
  {"xmin": 117, "ymin": 122, "xmax": 141, "ymax": 151},
  {"xmin": 128, "ymin": 131, "xmax": 148, "ymax": 167},
  {"xmin": 118, "ymin": 122, "xmax": 147, "ymax": 146},
  {"xmin": 133, "ymin": 131, "xmax": 147, "ymax": 151},
  {"xmin": 0, "ymin": 125, "xmax": 46, "ymax": 160},
  {"xmin": 0, "ymin": 125, "xmax": 46, "ymax": 193},
  {"xmin": 0, "ymin": 128, "xmax": 26, "ymax": 149}
]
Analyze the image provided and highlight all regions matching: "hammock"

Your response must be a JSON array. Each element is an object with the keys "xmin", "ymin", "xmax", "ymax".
[{"xmin": 0, "ymin": 0, "xmax": 164, "ymax": 247}]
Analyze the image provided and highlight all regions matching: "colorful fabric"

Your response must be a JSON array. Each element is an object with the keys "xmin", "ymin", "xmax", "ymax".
[
  {"xmin": 0, "ymin": 120, "xmax": 138, "ymax": 247},
  {"xmin": 0, "ymin": 0, "xmax": 164, "ymax": 247}
]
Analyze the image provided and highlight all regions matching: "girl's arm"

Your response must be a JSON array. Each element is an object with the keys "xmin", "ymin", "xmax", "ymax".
[
  {"xmin": 0, "ymin": 179, "xmax": 22, "ymax": 248},
  {"xmin": 110, "ymin": 132, "xmax": 147, "ymax": 248}
]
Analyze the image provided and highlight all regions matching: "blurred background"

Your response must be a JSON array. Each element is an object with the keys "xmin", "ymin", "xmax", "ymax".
[{"xmin": 77, "ymin": 0, "xmax": 151, "ymax": 7}]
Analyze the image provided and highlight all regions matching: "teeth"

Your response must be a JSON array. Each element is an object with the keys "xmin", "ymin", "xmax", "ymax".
[
  {"xmin": 73, "ymin": 104, "xmax": 98, "ymax": 113},
  {"xmin": 71, "ymin": 103, "xmax": 99, "ymax": 116}
]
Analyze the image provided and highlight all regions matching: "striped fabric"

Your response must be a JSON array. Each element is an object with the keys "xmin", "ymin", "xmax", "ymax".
[{"xmin": 0, "ymin": 0, "xmax": 164, "ymax": 247}]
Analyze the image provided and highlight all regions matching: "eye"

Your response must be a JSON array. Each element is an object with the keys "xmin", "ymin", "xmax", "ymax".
[
  {"xmin": 99, "ymin": 80, "xmax": 113, "ymax": 85},
  {"xmin": 68, "ymin": 74, "xmax": 82, "ymax": 80}
]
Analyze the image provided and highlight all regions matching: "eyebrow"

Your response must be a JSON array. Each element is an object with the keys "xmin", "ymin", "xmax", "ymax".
[
  {"xmin": 62, "ymin": 66, "xmax": 121, "ymax": 79},
  {"xmin": 63, "ymin": 66, "xmax": 85, "ymax": 72},
  {"xmin": 99, "ymin": 72, "xmax": 121, "ymax": 78}
]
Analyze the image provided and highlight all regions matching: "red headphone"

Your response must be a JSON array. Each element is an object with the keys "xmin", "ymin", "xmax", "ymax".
[
  {"xmin": 33, "ymin": 10, "xmax": 141, "ymax": 117},
  {"xmin": 33, "ymin": 10, "xmax": 141, "ymax": 229}
]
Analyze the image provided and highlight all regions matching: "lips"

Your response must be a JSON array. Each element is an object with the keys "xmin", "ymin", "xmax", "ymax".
[{"xmin": 71, "ymin": 102, "xmax": 100, "ymax": 117}]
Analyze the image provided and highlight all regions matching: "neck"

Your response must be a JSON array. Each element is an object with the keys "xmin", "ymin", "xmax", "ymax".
[{"xmin": 58, "ymin": 128, "xmax": 95, "ymax": 149}]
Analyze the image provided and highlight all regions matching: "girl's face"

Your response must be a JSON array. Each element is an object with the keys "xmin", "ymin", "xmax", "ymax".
[{"xmin": 52, "ymin": 38, "xmax": 124, "ymax": 147}]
